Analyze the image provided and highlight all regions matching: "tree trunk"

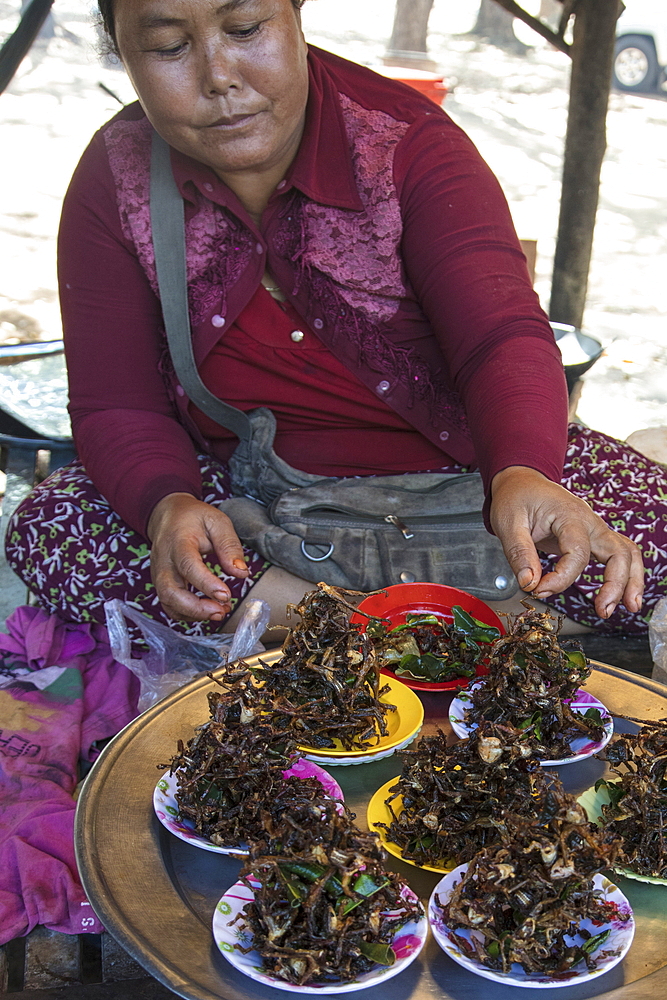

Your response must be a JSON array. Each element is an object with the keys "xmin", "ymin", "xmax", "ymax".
[
  {"xmin": 469, "ymin": 0, "xmax": 527, "ymax": 53},
  {"xmin": 388, "ymin": 0, "xmax": 436, "ymax": 53},
  {"xmin": 0, "ymin": 0, "xmax": 55, "ymax": 93},
  {"xmin": 549, "ymin": 0, "xmax": 621, "ymax": 328},
  {"xmin": 385, "ymin": 0, "xmax": 436, "ymax": 69}
]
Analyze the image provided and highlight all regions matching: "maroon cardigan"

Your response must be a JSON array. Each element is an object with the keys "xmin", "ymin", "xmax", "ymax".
[{"xmin": 59, "ymin": 45, "xmax": 568, "ymax": 538}]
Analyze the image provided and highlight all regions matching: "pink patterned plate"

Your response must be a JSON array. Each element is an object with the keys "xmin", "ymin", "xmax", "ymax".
[
  {"xmin": 153, "ymin": 759, "xmax": 344, "ymax": 854},
  {"xmin": 449, "ymin": 686, "xmax": 613, "ymax": 766},
  {"xmin": 429, "ymin": 865, "xmax": 634, "ymax": 988},
  {"xmin": 213, "ymin": 877, "xmax": 427, "ymax": 993}
]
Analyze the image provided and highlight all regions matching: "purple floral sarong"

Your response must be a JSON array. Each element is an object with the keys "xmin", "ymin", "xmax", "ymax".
[
  {"xmin": 5, "ymin": 425, "xmax": 667, "ymax": 635},
  {"xmin": 539, "ymin": 424, "xmax": 667, "ymax": 633},
  {"xmin": 4, "ymin": 455, "xmax": 270, "ymax": 638}
]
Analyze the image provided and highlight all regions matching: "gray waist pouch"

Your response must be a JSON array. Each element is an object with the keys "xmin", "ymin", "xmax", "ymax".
[
  {"xmin": 221, "ymin": 407, "xmax": 518, "ymax": 601},
  {"xmin": 221, "ymin": 476, "xmax": 516, "ymax": 600}
]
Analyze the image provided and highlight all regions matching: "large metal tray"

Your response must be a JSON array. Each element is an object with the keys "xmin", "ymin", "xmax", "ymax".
[{"xmin": 75, "ymin": 658, "xmax": 667, "ymax": 1000}]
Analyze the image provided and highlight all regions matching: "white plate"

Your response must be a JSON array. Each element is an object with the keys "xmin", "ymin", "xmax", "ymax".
[
  {"xmin": 449, "ymin": 685, "xmax": 613, "ymax": 765},
  {"xmin": 213, "ymin": 877, "xmax": 427, "ymax": 993},
  {"xmin": 153, "ymin": 759, "xmax": 343, "ymax": 854},
  {"xmin": 303, "ymin": 729, "xmax": 422, "ymax": 766},
  {"xmin": 429, "ymin": 865, "xmax": 635, "ymax": 988}
]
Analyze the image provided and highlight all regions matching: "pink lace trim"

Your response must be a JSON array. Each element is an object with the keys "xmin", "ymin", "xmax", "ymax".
[
  {"xmin": 300, "ymin": 94, "xmax": 408, "ymax": 322},
  {"xmin": 271, "ymin": 95, "xmax": 466, "ymax": 429},
  {"xmin": 307, "ymin": 268, "xmax": 467, "ymax": 429},
  {"xmin": 103, "ymin": 99, "xmax": 408, "ymax": 327},
  {"xmin": 104, "ymin": 120, "xmax": 253, "ymax": 324}
]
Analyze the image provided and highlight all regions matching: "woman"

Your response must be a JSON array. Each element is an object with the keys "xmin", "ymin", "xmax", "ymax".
[{"xmin": 6, "ymin": 0, "xmax": 657, "ymax": 637}]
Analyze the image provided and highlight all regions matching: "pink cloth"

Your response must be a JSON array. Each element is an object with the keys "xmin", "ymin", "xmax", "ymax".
[{"xmin": 0, "ymin": 606, "xmax": 139, "ymax": 943}]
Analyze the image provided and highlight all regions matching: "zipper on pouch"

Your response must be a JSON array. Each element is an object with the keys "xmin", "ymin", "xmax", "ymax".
[{"xmin": 295, "ymin": 503, "xmax": 485, "ymax": 536}]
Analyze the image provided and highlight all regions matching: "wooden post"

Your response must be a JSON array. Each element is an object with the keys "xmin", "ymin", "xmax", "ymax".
[
  {"xmin": 548, "ymin": 0, "xmax": 622, "ymax": 328},
  {"xmin": 0, "ymin": 0, "xmax": 55, "ymax": 94}
]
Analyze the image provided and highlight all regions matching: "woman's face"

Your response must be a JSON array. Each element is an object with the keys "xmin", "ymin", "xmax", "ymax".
[{"xmin": 114, "ymin": 0, "xmax": 309, "ymax": 185}]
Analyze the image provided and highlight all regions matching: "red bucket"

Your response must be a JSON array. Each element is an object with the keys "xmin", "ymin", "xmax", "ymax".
[{"xmin": 378, "ymin": 66, "xmax": 448, "ymax": 106}]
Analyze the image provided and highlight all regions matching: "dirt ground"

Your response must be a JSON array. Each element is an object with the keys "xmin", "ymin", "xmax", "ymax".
[{"xmin": 1, "ymin": 0, "xmax": 666, "ymax": 444}]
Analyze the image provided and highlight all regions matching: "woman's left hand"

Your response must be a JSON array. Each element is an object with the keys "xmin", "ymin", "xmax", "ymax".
[
  {"xmin": 489, "ymin": 466, "xmax": 645, "ymax": 619},
  {"xmin": 147, "ymin": 492, "xmax": 249, "ymax": 622}
]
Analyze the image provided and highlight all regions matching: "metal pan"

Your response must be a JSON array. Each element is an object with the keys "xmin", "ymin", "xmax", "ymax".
[{"xmin": 75, "ymin": 657, "xmax": 667, "ymax": 1000}]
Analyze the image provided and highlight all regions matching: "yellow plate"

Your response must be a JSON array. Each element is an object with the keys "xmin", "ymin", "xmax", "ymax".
[
  {"xmin": 298, "ymin": 676, "xmax": 424, "ymax": 758},
  {"xmin": 366, "ymin": 778, "xmax": 457, "ymax": 874},
  {"xmin": 578, "ymin": 784, "xmax": 667, "ymax": 886}
]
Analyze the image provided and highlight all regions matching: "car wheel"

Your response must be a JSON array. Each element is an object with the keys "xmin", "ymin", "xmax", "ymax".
[{"xmin": 613, "ymin": 35, "xmax": 660, "ymax": 93}]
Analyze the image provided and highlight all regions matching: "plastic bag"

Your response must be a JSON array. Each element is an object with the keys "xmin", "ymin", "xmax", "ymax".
[
  {"xmin": 104, "ymin": 598, "xmax": 271, "ymax": 712},
  {"xmin": 648, "ymin": 596, "xmax": 667, "ymax": 688}
]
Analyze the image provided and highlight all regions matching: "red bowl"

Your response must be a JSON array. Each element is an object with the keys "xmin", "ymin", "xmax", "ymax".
[{"xmin": 350, "ymin": 583, "xmax": 504, "ymax": 692}]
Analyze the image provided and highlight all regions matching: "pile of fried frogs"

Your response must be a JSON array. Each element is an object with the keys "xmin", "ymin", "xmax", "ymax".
[
  {"xmin": 596, "ymin": 717, "xmax": 667, "ymax": 878},
  {"xmin": 438, "ymin": 826, "xmax": 626, "ymax": 977},
  {"xmin": 236, "ymin": 799, "xmax": 422, "ymax": 985},
  {"xmin": 461, "ymin": 606, "xmax": 606, "ymax": 759},
  {"xmin": 163, "ymin": 585, "xmax": 419, "ymax": 985}
]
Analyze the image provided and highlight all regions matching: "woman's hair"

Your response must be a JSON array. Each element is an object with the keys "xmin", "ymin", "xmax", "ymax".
[{"xmin": 98, "ymin": 1, "xmax": 309, "ymax": 58}]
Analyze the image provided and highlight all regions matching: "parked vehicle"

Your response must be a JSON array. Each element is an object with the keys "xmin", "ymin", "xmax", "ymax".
[{"xmin": 614, "ymin": 1, "xmax": 667, "ymax": 93}]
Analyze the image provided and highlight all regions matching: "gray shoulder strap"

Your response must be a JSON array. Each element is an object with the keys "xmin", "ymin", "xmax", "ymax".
[{"xmin": 149, "ymin": 130, "xmax": 251, "ymax": 443}]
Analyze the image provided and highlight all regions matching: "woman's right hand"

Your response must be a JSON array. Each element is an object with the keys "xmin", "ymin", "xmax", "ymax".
[{"xmin": 147, "ymin": 493, "xmax": 249, "ymax": 622}]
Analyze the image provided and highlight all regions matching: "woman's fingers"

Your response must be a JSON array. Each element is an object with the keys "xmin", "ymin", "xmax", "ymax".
[
  {"xmin": 490, "ymin": 467, "xmax": 560, "ymax": 591},
  {"xmin": 155, "ymin": 571, "xmax": 232, "ymax": 622},
  {"xmin": 204, "ymin": 508, "xmax": 250, "ymax": 580},
  {"xmin": 494, "ymin": 522, "xmax": 545, "ymax": 594},
  {"xmin": 587, "ymin": 525, "xmax": 644, "ymax": 618},
  {"xmin": 535, "ymin": 512, "xmax": 644, "ymax": 617},
  {"xmin": 531, "ymin": 521, "xmax": 594, "ymax": 598},
  {"xmin": 490, "ymin": 466, "xmax": 646, "ymax": 618},
  {"xmin": 147, "ymin": 492, "xmax": 249, "ymax": 621},
  {"xmin": 151, "ymin": 531, "xmax": 232, "ymax": 621}
]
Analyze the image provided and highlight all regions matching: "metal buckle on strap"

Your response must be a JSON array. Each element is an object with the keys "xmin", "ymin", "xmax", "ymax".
[{"xmin": 300, "ymin": 540, "xmax": 335, "ymax": 562}]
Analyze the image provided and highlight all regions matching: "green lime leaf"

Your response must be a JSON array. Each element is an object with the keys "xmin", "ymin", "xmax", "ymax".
[
  {"xmin": 452, "ymin": 606, "xmax": 500, "ymax": 642},
  {"xmin": 352, "ymin": 873, "xmax": 387, "ymax": 897},
  {"xmin": 566, "ymin": 650, "xmax": 588, "ymax": 671},
  {"xmin": 582, "ymin": 928, "xmax": 611, "ymax": 954},
  {"xmin": 358, "ymin": 941, "xmax": 396, "ymax": 966}
]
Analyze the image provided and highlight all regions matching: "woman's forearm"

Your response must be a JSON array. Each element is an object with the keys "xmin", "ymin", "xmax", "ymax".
[{"xmin": 60, "ymin": 125, "xmax": 203, "ymax": 537}]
